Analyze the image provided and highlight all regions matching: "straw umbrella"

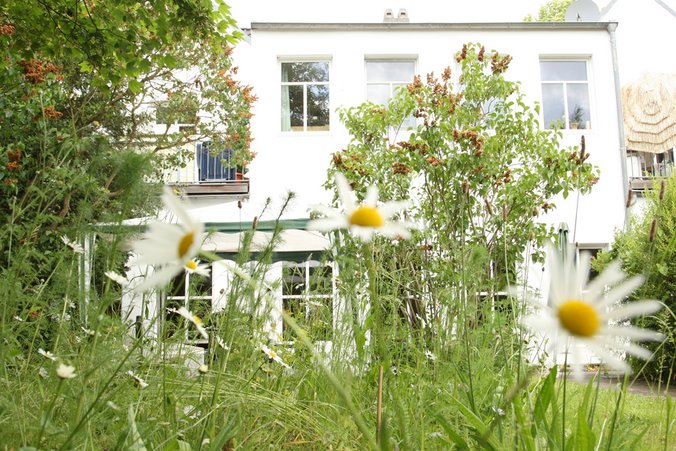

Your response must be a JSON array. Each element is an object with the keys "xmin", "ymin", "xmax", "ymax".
[{"xmin": 622, "ymin": 73, "xmax": 676, "ymax": 154}]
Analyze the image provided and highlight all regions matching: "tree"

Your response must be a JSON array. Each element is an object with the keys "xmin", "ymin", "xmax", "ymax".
[
  {"xmin": 329, "ymin": 43, "xmax": 598, "ymax": 357},
  {"xmin": 594, "ymin": 176, "xmax": 676, "ymax": 383},
  {"xmin": 524, "ymin": 0, "xmax": 575, "ymax": 21},
  {"xmin": 0, "ymin": 1, "xmax": 254, "ymax": 327}
]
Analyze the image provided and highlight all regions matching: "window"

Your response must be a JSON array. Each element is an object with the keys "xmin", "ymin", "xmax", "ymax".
[
  {"xmin": 195, "ymin": 141, "xmax": 236, "ymax": 182},
  {"xmin": 577, "ymin": 246, "xmax": 606, "ymax": 283},
  {"xmin": 164, "ymin": 268, "xmax": 212, "ymax": 344},
  {"xmin": 281, "ymin": 62, "xmax": 330, "ymax": 132},
  {"xmin": 540, "ymin": 60, "xmax": 591, "ymax": 130},
  {"xmin": 366, "ymin": 59, "xmax": 416, "ymax": 128},
  {"xmin": 281, "ymin": 262, "xmax": 334, "ymax": 340}
]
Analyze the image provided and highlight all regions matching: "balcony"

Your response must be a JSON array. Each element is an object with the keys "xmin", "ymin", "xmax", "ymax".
[
  {"xmin": 164, "ymin": 142, "xmax": 249, "ymax": 197},
  {"xmin": 627, "ymin": 150, "xmax": 674, "ymax": 191}
]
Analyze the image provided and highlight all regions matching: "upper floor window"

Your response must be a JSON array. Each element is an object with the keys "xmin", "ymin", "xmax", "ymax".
[
  {"xmin": 365, "ymin": 60, "xmax": 415, "ymax": 103},
  {"xmin": 281, "ymin": 62, "xmax": 330, "ymax": 132},
  {"xmin": 540, "ymin": 60, "xmax": 591, "ymax": 130},
  {"xmin": 366, "ymin": 59, "xmax": 416, "ymax": 129}
]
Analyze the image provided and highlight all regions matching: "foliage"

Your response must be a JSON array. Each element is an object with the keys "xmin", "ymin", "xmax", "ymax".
[
  {"xmin": 594, "ymin": 175, "xmax": 676, "ymax": 384},
  {"xmin": 332, "ymin": 43, "xmax": 598, "ymax": 308},
  {"xmin": 0, "ymin": 0, "xmax": 255, "ymax": 277},
  {"xmin": 524, "ymin": 0, "xmax": 575, "ymax": 22}
]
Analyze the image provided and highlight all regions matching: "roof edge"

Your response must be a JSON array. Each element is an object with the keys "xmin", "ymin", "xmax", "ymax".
[{"xmin": 251, "ymin": 22, "xmax": 618, "ymax": 32}]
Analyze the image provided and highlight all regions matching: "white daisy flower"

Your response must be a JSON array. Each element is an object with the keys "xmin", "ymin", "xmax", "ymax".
[
  {"xmin": 167, "ymin": 306, "xmax": 208, "ymax": 340},
  {"xmin": 127, "ymin": 370, "xmax": 149, "ymax": 389},
  {"xmin": 215, "ymin": 336, "xmax": 230, "ymax": 350},
  {"xmin": 308, "ymin": 172, "xmax": 412, "ymax": 242},
  {"xmin": 56, "ymin": 363, "xmax": 77, "ymax": 379},
  {"xmin": 131, "ymin": 187, "xmax": 204, "ymax": 292},
  {"xmin": 520, "ymin": 245, "xmax": 663, "ymax": 378},
  {"xmin": 424, "ymin": 350, "xmax": 437, "ymax": 362},
  {"xmin": 260, "ymin": 343, "xmax": 290, "ymax": 368},
  {"xmin": 105, "ymin": 271, "xmax": 129, "ymax": 286},
  {"xmin": 38, "ymin": 367, "xmax": 49, "ymax": 379},
  {"xmin": 38, "ymin": 348, "xmax": 57, "ymax": 362},
  {"xmin": 81, "ymin": 326, "xmax": 95, "ymax": 336},
  {"xmin": 185, "ymin": 259, "xmax": 210, "ymax": 277},
  {"xmin": 13, "ymin": 315, "xmax": 22, "ymax": 322},
  {"xmin": 61, "ymin": 235, "xmax": 84, "ymax": 254}
]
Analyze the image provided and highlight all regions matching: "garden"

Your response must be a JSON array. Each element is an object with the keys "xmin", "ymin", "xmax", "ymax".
[{"xmin": 0, "ymin": 1, "xmax": 673, "ymax": 449}]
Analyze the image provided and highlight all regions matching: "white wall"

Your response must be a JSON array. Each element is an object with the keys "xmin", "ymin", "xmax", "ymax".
[{"xmin": 232, "ymin": 24, "xmax": 625, "ymax": 245}]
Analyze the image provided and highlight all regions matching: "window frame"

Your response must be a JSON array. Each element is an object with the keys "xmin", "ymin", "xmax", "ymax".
[
  {"xmin": 280, "ymin": 59, "xmax": 331, "ymax": 133},
  {"xmin": 163, "ymin": 268, "xmax": 213, "ymax": 345},
  {"xmin": 281, "ymin": 261, "xmax": 336, "ymax": 341},
  {"xmin": 539, "ymin": 59, "xmax": 592, "ymax": 131},
  {"xmin": 365, "ymin": 57, "xmax": 417, "ymax": 129}
]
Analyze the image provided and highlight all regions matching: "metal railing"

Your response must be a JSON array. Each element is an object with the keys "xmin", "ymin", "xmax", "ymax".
[{"xmin": 164, "ymin": 142, "xmax": 240, "ymax": 185}]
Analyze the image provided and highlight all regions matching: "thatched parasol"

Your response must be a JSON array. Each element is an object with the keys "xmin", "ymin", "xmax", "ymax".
[{"xmin": 622, "ymin": 73, "xmax": 676, "ymax": 153}]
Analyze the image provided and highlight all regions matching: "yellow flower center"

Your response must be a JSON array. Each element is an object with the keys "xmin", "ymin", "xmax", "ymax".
[
  {"xmin": 349, "ymin": 206, "xmax": 384, "ymax": 228},
  {"xmin": 557, "ymin": 299, "xmax": 600, "ymax": 337},
  {"xmin": 186, "ymin": 260, "xmax": 197, "ymax": 271},
  {"xmin": 192, "ymin": 315, "xmax": 202, "ymax": 326},
  {"xmin": 177, "ymin": 232, "xmax": 194, "ymax": 259},
  {"xmin": 269, "ymin": 350, "xmax": 277, "ymax": 359}
]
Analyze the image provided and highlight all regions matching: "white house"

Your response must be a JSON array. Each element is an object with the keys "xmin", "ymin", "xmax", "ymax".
[{"xmin": 120, "ymin": 8, "xmax": 635, "ymax": 363}]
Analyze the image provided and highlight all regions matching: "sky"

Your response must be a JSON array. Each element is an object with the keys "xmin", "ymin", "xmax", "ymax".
[{"xmin": 226, "ymin": 0, "xmax": 552, "ymax": 26}]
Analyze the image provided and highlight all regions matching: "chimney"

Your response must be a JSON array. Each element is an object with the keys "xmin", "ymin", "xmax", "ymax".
[
  {"xmin": 397, "ymin": 9, "xmax": 409, "ymax": 22},
  {"xmin": 384, "ymin": 9, "xmax": 395, "ymax": 22}
]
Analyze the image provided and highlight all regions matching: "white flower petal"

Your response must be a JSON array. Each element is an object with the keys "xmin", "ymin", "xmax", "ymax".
[
  {"xmin": 162, "ymin": 186, "xmax": 195, "ymax": 228},
  {"xmin": 604, "ymin": 300, "xmax": 662, "ymax": 321},
  {"xmin": 602, "ymin": 325, "xmax": 664, "ymax": 342},
  {"xmin": 307, "ymin": 216, "xmax": 349, "ymax": 233},
  {"xmin": 134, "ymin": 264, "xmax": 182, "ymax": 292},
  {"xmin": 597, "ymin": 275, "xmax": 645, "ymax": 309},
  {"xmin": 335, "ymin": 172, "xmax": 356, "ymax": 213},
  {"xmin": 364, "ymin": 185, "xmax": 379, "ymax": 207},
  {"xmin": 379, "ymin": 200, "xmax": 409, "ymax": 219},
  {"xmin": 378, "ymin": 222, "xmax": 412, "ymax": 240},
  {"xmin": 586, "ymin": 261, "xmax": 624, "ymax": 302}
]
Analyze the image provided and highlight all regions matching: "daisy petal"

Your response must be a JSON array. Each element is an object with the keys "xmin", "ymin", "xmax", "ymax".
[
  {"xmin": 604, "ymin": 300, "xmax": 662, "ymax": 321},
  {"xmin": 379, "ymin": 200, "xmax": 409, "ymax": 219},
  {"xmin": 598, "ymin": 275, "xmax": 645, "ymax": 308},
  {"xmin": 602, "ymin": 325, "xmax": 664, "ymax": 342},
  {"xmin": 364, "ymin": 185, "xmax": 379, "ymax": 207},
  {"xmin": 307, "ymin": 216, "xmax": 349, "ymax": 233},
  {"xmin": 335, "ymin": 173, "xmax": 356, "ymax": 213}
]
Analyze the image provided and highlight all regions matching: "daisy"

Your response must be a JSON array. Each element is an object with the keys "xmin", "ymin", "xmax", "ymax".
[
  {"xmin": 260, "ymin": 343, "xmax": 290, "ymax": 368},
  {"xmin": 38, "ymin": 348, "xmax": 57, "ymax": 362},
  {"xmin": 105, "ymin": 271, "xmax": 129, "ymax": 286},
  {"xmin": 127, "ymin": 370, "xmax": 149, "ymax": 389},
  {"xmin": 185, "ymin": 259, "xmax": 210, "ymax": 277},
  {"xmin": 308, "ymin": 172, "xmax": 412, "ymax": 242},
  {"xmin": 521, "ymin": 245, "xmax": 663, "ymax": 377},
  {"xmin": 167, "ymin": 306, "xmax": 209, "ymax": 340},
  {"xmin": 131, "ymin": 187, "xmax": 204, "ymax": 292},
  {"xmin": 61, "ymin": 235, "xmax": 84, "ymax": 254},
  {"xmin": 56, "ymin": 363, "xmax": 77, "ymax": 379}
]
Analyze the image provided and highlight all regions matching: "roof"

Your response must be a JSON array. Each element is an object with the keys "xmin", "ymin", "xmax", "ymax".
[{"xmin": 250, "ymin": 21, "xmax": 618, "ymax": 32}]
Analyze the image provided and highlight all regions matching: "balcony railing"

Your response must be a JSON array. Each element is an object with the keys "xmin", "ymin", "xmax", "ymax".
[
  {"xmin": 627, "ymin": 151, "xmax": 674, "ymax": 191},
  {"xmin": 164, "ymin": 142, "xmax": 249, "ymax": 196}
]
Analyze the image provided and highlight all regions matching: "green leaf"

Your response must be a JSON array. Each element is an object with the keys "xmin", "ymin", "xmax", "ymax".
[
  {"xmin": 79, "ymin": 61, "xmax": 93, "ymax": 73},
  {"xmin": 164, "ymin": 439, "xmax": 192, "ymax": 451},
  {"xmin": 128, "ymin": 79, "xmax": 143, "ymax": 95},
  {"xmin": 435, "ymin": 413, "xmax": 470, "ymax": 450},
  {"xmin": 657, "ymin": 263, "xmax": 668, "ymax": 276}
]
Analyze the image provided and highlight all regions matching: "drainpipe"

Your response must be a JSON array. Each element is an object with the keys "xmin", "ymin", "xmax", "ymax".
[{"xmin": 607, "ymin": 22, "xmax": 629, "ymax": 229}]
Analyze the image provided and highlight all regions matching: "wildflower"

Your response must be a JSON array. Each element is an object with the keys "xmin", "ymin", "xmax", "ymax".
[
  {"xmin": 520, "ymin": 245, "xmax": 663, "ymax": 377},
  {"xmin": 260, "ymin": 344, "xmax": 290, "ymax": 368},
  {"xmin": 424, "ymin": 350, "xmax": 437, "ymax": 362},
  {"xmin": 215, "ymin": 336, "xmax": 229, "ymax": 350},
  {"xmin": 39, "ymin": 367, "xmax": 49, "ymax": 379},
  {"xmin": 131, "ymin": 187, "xmax": 204, "ymax": 291},
  {"xmin": 127, "ymin": 370, "xmax": 149, "ymax": 389},
  {"xmin": 81, "ymin": 326, "xmax": 95, "ymax": 336},
  {"xmin": 38, "ymin": 348, "xmax": 57, "ymax": 362},
  {"xmin": 105, "ymin": 271, "xmax": 129, "ymax": 286},
  {"xmin": 308, "ymin": 172, "xmax": 412, "ymax": 242},
  {"xmin": 13, "ymin": 315, "xmax": 22, "ymax": 322},
  {"xmin": 198, "ymin": 364, "xmax": 209, "ymax": 374},
  {"xmin": 167, "ymin": 307, "xmax": 208, "ymax": 340},
  {"xmin": 56, "ymin": 363, "xmax": 77, "ymax": 379},
  {"xmin": 185, "ymin": 259, "xmax": 210, "ymax": 277},
  {"xmin": 61, "ymin": 235, "xmax": 84, "ymax": 254}
]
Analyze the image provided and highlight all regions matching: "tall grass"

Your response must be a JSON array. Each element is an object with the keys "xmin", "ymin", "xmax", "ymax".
[{"xmin": 0, "ymin": 201, "xmax": 673, "ymax": 450}]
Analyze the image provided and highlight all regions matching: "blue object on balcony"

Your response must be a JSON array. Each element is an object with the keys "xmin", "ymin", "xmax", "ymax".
[{"xmin": 196, "ymin": 141, "xmax": 236, "ymax": 182}]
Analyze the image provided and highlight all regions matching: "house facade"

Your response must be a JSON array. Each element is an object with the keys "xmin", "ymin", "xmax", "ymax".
[{"xmin": 122, "ymin": 16, "xmax": 630, "ymax": 360}]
